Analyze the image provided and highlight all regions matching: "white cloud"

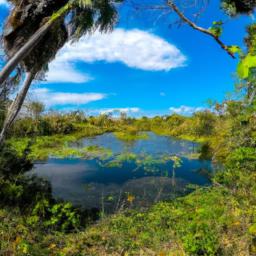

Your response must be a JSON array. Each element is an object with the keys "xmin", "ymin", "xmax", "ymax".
[
  {"xmin": 46, "ymin": 62, "xmax": 92, "ymax": 83},
  {"xmin": 100, "ymin": 108, "xmax": 140, "ymax": 115},
  {"xmin": 0, "ymin": 0, "xmax": 8, "ymax": 5},
  {"xmin": 84, "ymin": 107, "xmax": 140, "ymax": 116},
  {"xmin": 31, "ymin": 88, "xmax": 106, "ymax": 107},
  {"xmin": 169, "ymin": 105, "xmax": 207, "ymax": 115},
  {"xmin": 57, "ymin": 29, "xmax": 186, "ymax": 71},
  {"xmin": 46, "ymin": 28, "xmax": 186, "ymax": 83}
]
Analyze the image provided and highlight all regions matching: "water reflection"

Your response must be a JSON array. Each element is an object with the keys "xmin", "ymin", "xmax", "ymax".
[{"xmin": 31, "ymin": 132, "xmax": 212, "ymax": 213}]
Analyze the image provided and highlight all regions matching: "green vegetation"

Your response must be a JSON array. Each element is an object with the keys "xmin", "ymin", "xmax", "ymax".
[
  {"xmin": 6, "ymin": 110, "xmax": 218, "ymax": 161},
  {"xmin": 114, "ymin": 130, "xmax": 149, "ymax": 141},
  {"xmin": 1, "ymin": 77, "xmax": 255, "ymax": 255},
  {"xmin": 8, "ymin": 133, "xmax": 113, "ymax": 160},
  {"xmin": 1, "ymin": 97, "xmax": 255, "ymax": 255},
  {"xmin": 1, "ymin": 1, "xmax": 256, "ymax": 255}
]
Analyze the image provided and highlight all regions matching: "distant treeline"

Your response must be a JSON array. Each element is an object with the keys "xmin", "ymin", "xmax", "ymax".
[{"xmin": 4, "ymin": 99, "xmax": 254, "ymax": 164}]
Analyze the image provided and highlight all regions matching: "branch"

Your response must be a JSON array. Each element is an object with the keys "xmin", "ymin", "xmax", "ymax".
[{"xmin": 167, "ymin": 0, "xmax": 235, "ymax": 59}]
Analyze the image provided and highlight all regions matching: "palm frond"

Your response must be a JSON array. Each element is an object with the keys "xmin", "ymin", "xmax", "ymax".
[
  {"xmin": 95, "ymin": 0, "xmax": 118, "ymax": 32},
  {"xmin": 76, "ymin": 0, "xmax": 92, "ymax": 8},
  {"xmin": 69, "ymin": 0, "xmax": 120, "ymax": 39},
  {"xmin": 69, "ymin": 7, "xmax": 95, "ymax": 39}
]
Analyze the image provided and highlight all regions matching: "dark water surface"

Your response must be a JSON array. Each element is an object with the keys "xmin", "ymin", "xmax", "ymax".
[{"xmin": 31, "ymin": 132, "xmax": 213, "ymax": 213}]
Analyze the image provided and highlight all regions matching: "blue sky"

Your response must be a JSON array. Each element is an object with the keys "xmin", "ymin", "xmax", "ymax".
[{"xmin": 0, "ymin": 0, "xmax": 251, "ymax": 116}]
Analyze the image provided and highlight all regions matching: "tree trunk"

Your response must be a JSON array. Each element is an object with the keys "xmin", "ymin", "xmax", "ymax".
[
  {"xmin": 0, "ymin": 2, "xmax": 70, "ymax": 86},
  {"xmin": 0, "ymin": 72, "xmax": 35, "ymax": 145},
  {"xmin": 0, "ymin": 22, "xmax": 52, "ymax": 85}
]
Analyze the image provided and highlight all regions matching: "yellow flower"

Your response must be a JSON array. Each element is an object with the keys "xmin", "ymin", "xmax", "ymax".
[
  {"xmin": 127, "ymin": 195, "xmax": 135, "ymax": 203},
  {"xmin": 232, "ymin": 221, "xmax": 241, "ymax": 226},
  {"xmin": 15, "ymin": 236, "xmax": 22, "ymax": 244},
  {"xmin": 49, "ymin": 243, "xmax": 57, "ymax": 249}
]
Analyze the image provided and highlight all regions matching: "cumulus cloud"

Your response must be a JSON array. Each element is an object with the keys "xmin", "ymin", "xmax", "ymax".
[
  {"xmin": 169, "ymin": 105, "xmax": 207, "ymax": 115},
  {"xmin": 46, "ymin": 28, "xmax": 186, "ymax": 83},
  {"xmin": 57, "ymin": 29, "xmax": 186, "ymax": 71},
  {"xmin": 46, "ymin": 62, "xmax": 92, "ymax": 83},
  {"xmin": 31, "ymin": 88, "xmax": 106, "ymax": 107}
]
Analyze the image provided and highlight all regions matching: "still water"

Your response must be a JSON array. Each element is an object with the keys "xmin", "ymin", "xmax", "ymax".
[{"xmin": 31, "ymin": 132, "xmax": 212, "ymax": 213}]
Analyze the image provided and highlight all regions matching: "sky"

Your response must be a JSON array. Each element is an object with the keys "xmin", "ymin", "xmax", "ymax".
[{"xmin": 0, "ymin": 0, "xmax": 252, "ymax": 116}]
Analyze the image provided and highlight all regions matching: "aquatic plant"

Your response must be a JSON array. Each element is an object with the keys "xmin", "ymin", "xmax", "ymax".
[
  {"xmin": 114, "ymin": 131, "xmax": 149, "ymax": 141},
  {"xmin": 170, "ymin": 155, "xmax": 183, "ymax": 186}
]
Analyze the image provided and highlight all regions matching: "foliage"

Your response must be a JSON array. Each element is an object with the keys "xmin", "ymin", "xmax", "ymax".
[
  {"xmin": 0, "ymin": 99, "xmax": 255, "ymax": 255},
  {"xmin": 1, "ymin": 179, "xmax": 255, "ymax": 255},
  {"xmin": 208, "ymin": 21, "xmax": 223, "ymax": 37},
  {"xmin": 0, "ymin": 143, "xmax": 32, "ymax": 178},
  {"xmin": 222, "ymin": 0, "xmax": 256, "ymax": 16},
  {"xmin": 237, "ymin": 54, "xmax": 256, "ymax": 79},
  {"xmin": 3, "ymin": 0, "xmax": 123, "ymax": 74},
  {"xmin": 6, "ymin": 109, "xmax": 222, "ymax": 162},
  {"xmin": 114, "ymin": 130, "xmax": 149, "ymax": 141},
  {"xmin": 1, "ymin": 1, "xmax": 256, "ymax": 254},
  {"xmin": 43, "ymin": 202, "xmax": 81, "ymax": 231}
]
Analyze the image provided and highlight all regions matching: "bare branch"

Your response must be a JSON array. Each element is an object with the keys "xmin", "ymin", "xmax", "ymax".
[{"xmin": 167, "ymin": 0, "xmax": 235, "ymax": 59}]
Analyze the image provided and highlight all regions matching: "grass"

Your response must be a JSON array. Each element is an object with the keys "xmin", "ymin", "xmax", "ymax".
[
  {"xmin": 8, "ymin": 136, "xmax": 114, "ymax": 161},
  {"xmin": 152, "ymin": 127, "xmax": 210, "ymax": 144},
  {"xmin": 7, "ymin": 124, "xmax": 112, "ymax": 161},
  {"xmin": 1, "ymin": 184, "xmax": 253, "ymax": 255},
  {"xmin": 1, "ymin": 115, "xmax": 255, "ymax": 255}
]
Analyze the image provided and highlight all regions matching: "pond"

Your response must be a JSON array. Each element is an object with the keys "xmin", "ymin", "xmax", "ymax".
[{"xmin": 31, "ymin": 132, "xmax": 213, "ymax": 214}]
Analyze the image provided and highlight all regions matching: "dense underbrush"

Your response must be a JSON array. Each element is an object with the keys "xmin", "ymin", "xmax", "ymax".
[{"xmin": 1, "ymin": 105, "xmax": 256, "ymax": 255}]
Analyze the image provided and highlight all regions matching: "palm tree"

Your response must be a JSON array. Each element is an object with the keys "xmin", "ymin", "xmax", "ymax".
[
  {"xmin": 0, "ymin": 72, "xmax": 34, "ymax": 145},
  {"xmin": 0, "ymin": 0, "xmax": 122, "ymax": 145},
  {"xmin": 0, "ymin": 0, "xmax": 121, "ymax": 84}
]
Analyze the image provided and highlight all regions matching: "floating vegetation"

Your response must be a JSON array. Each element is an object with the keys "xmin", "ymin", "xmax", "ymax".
[
  {"xmin": 103, "ymin": 152, "xmax": 137, "ymax": 168},
  {"xmin": 8, "ymin": 134, "xmax": 113, "ymax": 161},
  {"xmin": 101, "ymin": 151, "xmax": 186, "ymax": 176},
  {"xmin": 114, "ymin": 130, "xmax": 149, "ymax": 141},
  {"xmin": 83, "ymin": 145, "xmax": 113, "ymax": 160}
]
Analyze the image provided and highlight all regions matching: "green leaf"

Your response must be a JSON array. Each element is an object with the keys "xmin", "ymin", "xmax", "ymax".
[
  {"xmin": 208, "ymin": 20, "xmax": 223, "ymax": 37},
  {"xmin": 237, "ymin": 54, "xmax": 256, "ymax": 79},
  {"xmin": 249, "ymin": 224, "xmax": 256, "ymax": 235},
  {"xmin": 212, "ymin": 20, "xmax": 223, "ymax": 26},
  {"xmin": 208, "ymin": 27, "xmax": 223, "ymax": 37},
  {"xmin": 228, "ymin": 45, "xmax": 241, "ymax": 55}
]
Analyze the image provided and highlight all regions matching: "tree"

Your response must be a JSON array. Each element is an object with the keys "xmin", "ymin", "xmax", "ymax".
[
  {"xmin": 0, "ymin": 72, "xmax": 35, "ymax": 144},
  {"xmin": 1, "ymin": 0, "xmax": 256, "ymax": 145},
  {"xmin": 0, "ymin": 0, "xmax": 122, "ymax": 85},
  {"xmin": 236, "ymin": 23, "xmax": 256, "ymax": 105},
  {"xmin": 221, "ymin": 0, "xmax": 256, "ymax": 16},
  {"xmin": 27, "ymin": 101, "xmax": 45, "ymax": 120},
  {"xmin": 192, "ymin": 111, "xmax": 217, "ymax": 137},
  {"xmin": 0, "ymin": 0, "xmax": 122, "ymax": 145}
]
